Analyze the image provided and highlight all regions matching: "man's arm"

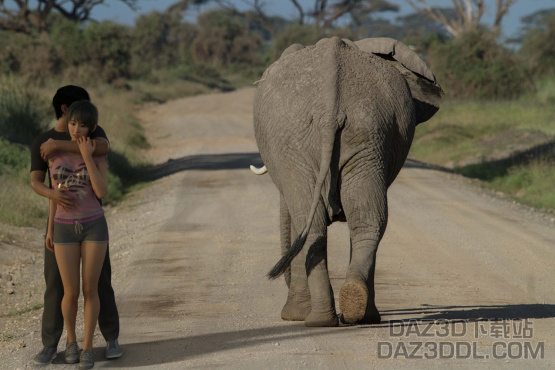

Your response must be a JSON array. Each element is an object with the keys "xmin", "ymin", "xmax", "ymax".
[
  {"xmin": 31, "ymin": 170, "xmax": 76, "ymax": 209},
  {"xmin": 40, "ymin": 138, "xmax": 109, "ymax": 161}
]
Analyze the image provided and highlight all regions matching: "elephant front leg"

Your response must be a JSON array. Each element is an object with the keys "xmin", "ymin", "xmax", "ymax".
[
  {"xmin": 280, "ymin": 195, "xmax": 311, "ymax": 321},
  {"xmin": 339, "ymin": 174, "xmax": 387, "ymax": 325}
]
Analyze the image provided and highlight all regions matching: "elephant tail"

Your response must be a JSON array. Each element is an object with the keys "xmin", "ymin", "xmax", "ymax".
[
  {"xmin": 268, "ymin": 125, "xmax": 337, "ymax": 279},
  {"xmin": 250, "ymin": 164, "xmax": 268, "ymax": 175}
]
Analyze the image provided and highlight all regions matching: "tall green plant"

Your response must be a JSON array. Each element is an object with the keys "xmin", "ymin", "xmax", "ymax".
[
  {"xmin": 271, "ymin": 25, "xmax": 323, "ymax": 61},
  {"xmin": 131, "ymin": 11, "xmax": 197, "ymax": 76},
  {"xmin": 427, "ymin": 30, "xmax": 534, "ymax": 99},
  {"xmin": 83, "ymin": 21, "xmax": 132, "ymax": 82},
  {"xmin": 192, "ymin": 10, "xmax": 262, "ymax": 67},
  {"xmin": 50, "ymin": 19, "xmax": 88, "ymax": 67},
  {"xmin": 520, "ymin": 10, "xmax": 555, "ymax": 78},
  {"xmin": 0, "ymin": 76, "xmax": 50, "ymax": 146}
]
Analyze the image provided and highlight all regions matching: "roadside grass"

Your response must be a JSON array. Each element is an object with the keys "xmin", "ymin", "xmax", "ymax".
[
  {"xmin": 411, "ymin": 99, "xmax": 555, "ymax": 165},
  {"xmin": 0, "ymin": 69, "xmax": 252, "ymax": 227},
  {"xmin": 3, "ymin": 303, "xmax": 44, "ymax": 318},
  {"xmin": 0, "ymin": 139, "xmax": 49, "ymax": 227},
  {"xmin": 0, "ymin": 75, "xmax": 211, "ymax": 227},
  {"xmin": 410, "ymin": 76, "xmax": 555, "ymax": 211},
  {"xmin": 458, "ymin": 158, "xmax": 555, "ymax": 209},
  {"xmin": 3, "ymin": 68, "xmax": 553, "ymax": 225}
]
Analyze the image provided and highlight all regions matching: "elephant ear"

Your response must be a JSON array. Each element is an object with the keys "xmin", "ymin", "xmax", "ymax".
[{"xmin": 354, "ymin": 37, "xmax": 443, "ymax": 124}]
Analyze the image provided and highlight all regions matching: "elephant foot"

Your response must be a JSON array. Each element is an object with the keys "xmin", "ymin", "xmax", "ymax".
[
  {"xmin": 339, "ymin": 279, "xmax": 380, "ymax": 325},
  {"xmin": 304, "ymin": 310, "xmax": 339, "ymax": 327},
  {"xmin": 281, "ymin": 298, "xmax": 311, "ymax": 321}
]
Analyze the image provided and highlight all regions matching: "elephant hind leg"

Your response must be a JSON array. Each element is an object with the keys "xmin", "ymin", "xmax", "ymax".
[
  {"xmin": 288, "ymin": 196, "xmax": 337, "ymax": 327},
  {"xmin": 280, "ymin": 248, "xmax": 311, "ymax": 321},
  {"xmin": 281, "ymin": 291, "xmax": 311, "ymax": 321},
  {"xmin": 339, "ymin": 278, "xmax": 380, "ymax": 325},
  {"xmin": 339, "ymin": 167, "xmax": 387, "ymax": 325},
  {"xmin": 280, "ymin": 195, "xmax": 311, "ymax": 321}
]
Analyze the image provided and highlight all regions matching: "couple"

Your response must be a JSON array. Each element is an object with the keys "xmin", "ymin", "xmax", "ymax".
[{"xmin": 30, "ymin": 86, "xmax": 122, "ymax": 368}]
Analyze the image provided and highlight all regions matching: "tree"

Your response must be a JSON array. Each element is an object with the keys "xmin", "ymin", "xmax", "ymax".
[
  {"xmin": 211, "ymin": 0, "xmax": 398, "ymax": 39},
  {"xmin": 403, "ymin": 0, "xmax": 515, "ymax": 38},
  {"xmin": 356, "ymin": 8, "xmax": 454, "ymax": 42},
  {"xmin": 131, "ymin": 10, "xmax": 196, "ymax": 75},
  {"xmin": 286, "ymin": 0, "xmax": 399, "ymax": 29},
  {"xmin": 427, "ymin": 29, "xmax": 533, "ymax": 99},
  {"xmin": 82, "ymin": 21, "xmax": 132, "ymax": 82},
  {"xmin": 0, "ymin": 0, "xmax": 137, "ymax": 33},
  {"xmin": 519, "ymin": 9, "xmax": 555, "ymax": 78},
  {"xmin": 192, "ymin": 10, "xmax": 262, "ymax": 67}
]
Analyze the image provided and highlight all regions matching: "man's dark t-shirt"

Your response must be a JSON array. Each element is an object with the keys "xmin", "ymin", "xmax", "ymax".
[{"xmin": 30, "ymin": 126, "xmax": 108, "ymax": 188}]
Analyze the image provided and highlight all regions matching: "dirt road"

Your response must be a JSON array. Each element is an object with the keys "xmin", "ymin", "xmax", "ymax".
[{"xmin": 2, "ymin": 88, "xmax": 554, "ymax": 368}]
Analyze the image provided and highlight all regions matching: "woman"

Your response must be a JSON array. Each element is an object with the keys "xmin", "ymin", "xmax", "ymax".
[{"xmin": 46, "ymin": 100, "xmax": 109, "ymax": 369}]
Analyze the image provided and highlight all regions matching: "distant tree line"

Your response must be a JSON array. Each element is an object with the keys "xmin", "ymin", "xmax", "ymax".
[{"xmin": 0, "ymin": 0, "xmax": 554, "ymax": 99}]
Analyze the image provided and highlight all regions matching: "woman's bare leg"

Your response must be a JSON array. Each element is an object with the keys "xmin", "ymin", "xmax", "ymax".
[
  {"xmin": 81, "ymin": 242, "xmax": 107, "ymax": 351},
  {"xmin": 54, "ymin": 244, "xmax": 81, "ymax": 343}
]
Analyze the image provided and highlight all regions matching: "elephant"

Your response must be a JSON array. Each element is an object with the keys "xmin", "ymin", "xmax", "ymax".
[{"xmin": 252, "ymin": 37, "xmax": 443, "ymax": 327}]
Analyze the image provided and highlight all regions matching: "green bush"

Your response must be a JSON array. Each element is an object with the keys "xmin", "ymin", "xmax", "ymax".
[
  {"xmin": 458, "ymin": 158, "xmax": 555, "ymax": 210},
  {"xmin": 0, "ymin": 31, "xmax": 62, "ymax": 81},
  {"xmin": 271, "ymin": 24, "xmax": 323, "ymax": 61},
  {"xmin": 131, "ymin": 11, "xmax": 197, "ymax": 76},
  {"xmin": 105, "ymin": 170, "xmax": 124, "ymax": 205},
  {"xmin": 520, "ymin": 11, "xmax": 555, "ymax": 78},
  {"xmin": 427, "ymin": 30, "xmax": 535, "ymax": 99},
  {"xmin": 0, "ymin": 175, "xmax": 48, "ymax": 227},
  {"xmin": 0, "ymin": 77, "xmax": 50, "ymax": 145},
  {"xmin": 0, "ymin": 138, "xmax": 29, "ymax": 174},
  {"xmin": 0, "ymin": 140, "xmax": 47, "ymax": 227},
  {"xmin": 192, "ymin": 10, "xmax": 262, "ymax": 67},
  {"xmin": 83, "ymin": 21, "xmax": 132, "ymax": 82},
  {"xmin": 50, "ymin": 19, "xmax": 88, "ymax": 68}
]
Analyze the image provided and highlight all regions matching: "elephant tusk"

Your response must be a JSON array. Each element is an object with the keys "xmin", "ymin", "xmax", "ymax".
[{"xmin": 250, "ymin": 165, "xmax": 268, "ymax": 175}]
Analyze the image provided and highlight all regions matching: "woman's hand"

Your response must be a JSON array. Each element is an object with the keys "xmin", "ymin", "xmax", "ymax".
[
  {"xmin": 45, "ymin": 231, "xmax": 54, "ymax": 253},
  {"xmin": 77, "ymin": 137, "xmax": 96, "ymax": 158}
]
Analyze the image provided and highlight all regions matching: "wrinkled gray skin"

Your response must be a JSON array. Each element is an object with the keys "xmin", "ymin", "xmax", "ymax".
[{"xmin": 253, "ymin": 37, "xmax": 443, "ymax": 327}]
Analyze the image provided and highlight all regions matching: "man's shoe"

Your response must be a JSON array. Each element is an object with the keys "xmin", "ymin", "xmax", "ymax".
[
  {"xmin": 79, "ymin": 349, "xmax": 95, "ymax": 370},
  {"xmin": 33, "ymin": 346, "xmax": 57, "ymax": 366},
  {"xmin": 64, "ymin": 342, "xmax": 79, "ymax": 364},
  {"xmin": 106, "ymin": 339, "xmax": 122, "ymax": 359}
]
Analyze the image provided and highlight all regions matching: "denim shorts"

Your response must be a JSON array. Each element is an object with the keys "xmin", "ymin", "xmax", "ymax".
[{"xmin": 53, "ymin": 216, "xmax": 109, "ymax": 245}]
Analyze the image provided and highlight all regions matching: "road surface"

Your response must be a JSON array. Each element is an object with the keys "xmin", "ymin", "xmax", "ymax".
[{"xmin": 3, "ymin": 88, "xmax": 554, "ymax": 369}]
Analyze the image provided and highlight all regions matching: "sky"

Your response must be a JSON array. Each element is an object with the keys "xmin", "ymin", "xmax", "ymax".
[{"xmin": 8, "ymin": 0, "xmax": 555, "ymax": 38}]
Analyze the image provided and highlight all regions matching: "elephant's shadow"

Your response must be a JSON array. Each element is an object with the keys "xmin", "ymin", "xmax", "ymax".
[
  {"xmin": 65, "ymin": 304, "xmax": 553, "ymax": 367},
  {"xmin": 374, "ymin": 303, "xmax": 555, "ymax": 326}
]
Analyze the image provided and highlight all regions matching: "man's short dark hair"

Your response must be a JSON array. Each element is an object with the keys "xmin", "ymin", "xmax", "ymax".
[{"xmin": 52, "ymin": 85, "xmax": 90, "ymax": 119}]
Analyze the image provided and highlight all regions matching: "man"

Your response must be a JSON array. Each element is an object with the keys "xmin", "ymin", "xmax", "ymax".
[{"xmin": 30, "ymin": 85, "xmax": 122, "ymax": 365}]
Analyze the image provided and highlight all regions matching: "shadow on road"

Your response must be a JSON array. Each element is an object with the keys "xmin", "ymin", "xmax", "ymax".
[
  {"xmin": 142, "ymin": 153, "xmax": 453, "ymax": 183},
  {"xmin": 75, "ymin": 304, "xmax": 553, "ymax": 366},
  {"xmin": 378, "ymin": 303, "xmax": 555, "ymax": 324},
  {"xmin": 403, "ymin": 158, "xmax": 453, "ymax": 173},
  {"xmin": 455, "ymin": 139, "xmax": 555, "ymax": 181},
  {"xmin": 94, "ymin": 324, "xmax": 336, "ymax": 368},
  {"xmin": 143, "ymin": 152, "xmax": 264, "ymax": 181}
]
